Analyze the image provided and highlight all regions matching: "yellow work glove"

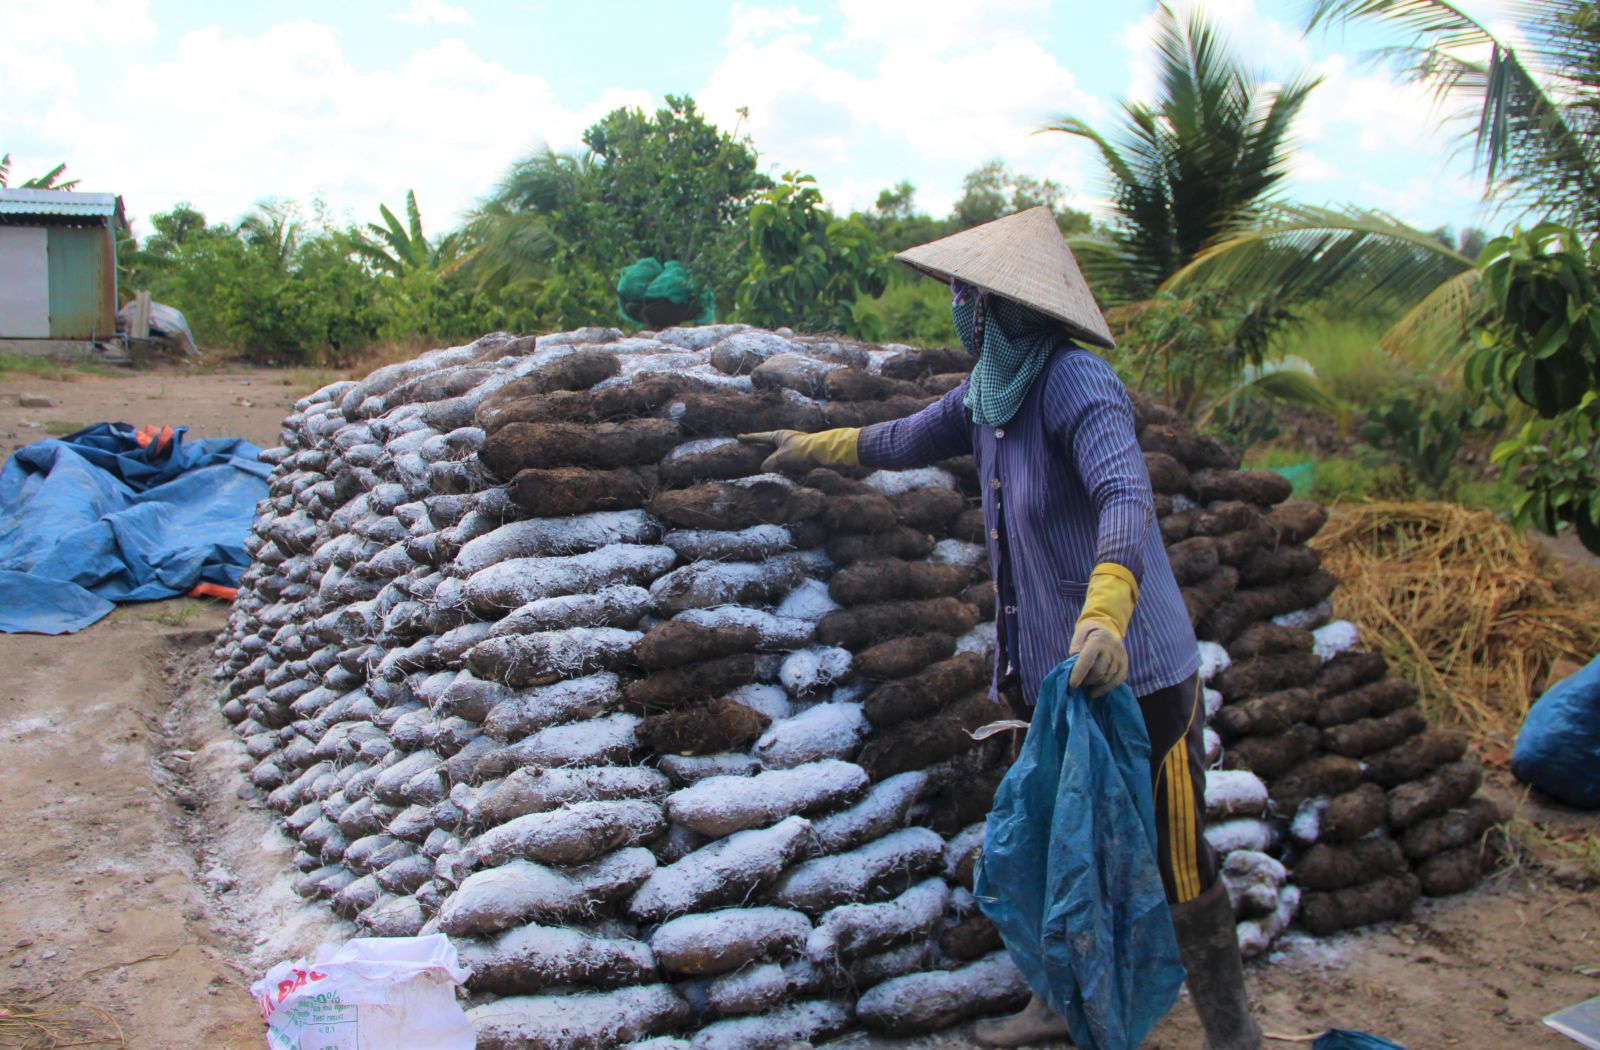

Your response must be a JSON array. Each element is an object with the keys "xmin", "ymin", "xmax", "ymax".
[
  {"xmin": 738, "ymin": 428, "xmax": 861, "ymax": 473},
  {"xmin": 1068, "ymin": 563, "xmax": 1138, "ymax": 698}
]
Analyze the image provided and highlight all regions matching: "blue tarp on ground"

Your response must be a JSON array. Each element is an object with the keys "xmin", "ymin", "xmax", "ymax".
[
  {"xmin": 975, "ymin": 656, "xmax": 1186, "ymax": 1050},
  {"xmin": 0, "ymin": 422, "xmax": 269, "ymax": 634}
]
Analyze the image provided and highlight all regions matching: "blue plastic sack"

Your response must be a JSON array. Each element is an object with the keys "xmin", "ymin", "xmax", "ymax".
[
  {"xmin": 0, "ymin": 422, "xmax": 269, "ymax": 634},
  {"xmin": 974, "ymin": 656, "xmax": 1185, "ymax": 1050},
  {"xmin": 1512, "ymin": 653, "xmax": 1600, "ymax": 808},
  {"xmin": 1313, "ymin": 1030, "xmax": 1408, "ymax": 1050}
]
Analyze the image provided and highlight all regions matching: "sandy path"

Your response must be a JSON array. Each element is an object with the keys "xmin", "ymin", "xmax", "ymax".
[
  {"xmin": 0, "ymin": 367, "xmax": 323, "ymax": 1048},
  {"xmin": 0, "ymin": 612, "xmax": 263, "ymax": 1048}
]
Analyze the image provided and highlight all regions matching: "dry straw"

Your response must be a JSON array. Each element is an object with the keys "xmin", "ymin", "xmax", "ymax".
[
  {"xmin": 1312, "ymin": 501, "xmax": 1600, "ymax": 747},
  {"xmin": 0, "ymin": 996, "xmax": 124, "ymax": 1048}
]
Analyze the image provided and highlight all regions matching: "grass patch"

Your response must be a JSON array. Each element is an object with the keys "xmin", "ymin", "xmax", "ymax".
[
  {"xmin": 280, "ymin": 366, "xmax": 349, "ymax": 393},
  {"xmin": 148, "ymin": 600, "xmax": 207, "ymax": 627},
  {"xmin": 1244, "ymin": 444, "xmax": 1412, "ymax": 502},
  {"xmin": 1493, "ymin": 816, "xmax": 1600, "ymax": 882},
  {"xmin": 1244, "ymin": 442, "xmax": 1516, "ymax": 512},
  {"xmin": 1272, "ymin": 318, "xmax": 1409, "ymax": 404},
  {"xmin": 1242, "ymin": 445, "xmax": 1314, "ymax": 469},
  {"xmin": 0, "ymin": 353, "xmax": 122, "ymax": 382}
]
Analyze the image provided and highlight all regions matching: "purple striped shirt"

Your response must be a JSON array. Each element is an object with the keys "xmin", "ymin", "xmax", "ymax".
[{"xmin": 859, "ymin": 345, "xmax": 1199, "ymax": 702}]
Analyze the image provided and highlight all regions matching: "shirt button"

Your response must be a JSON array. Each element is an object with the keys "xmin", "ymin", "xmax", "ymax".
[
  {"xmin": 990, "ymin": 528, "xmax": 999, "ymax": 540},
  {"xmin": 990, "ymin": 478, "xmax": 1002, "ymax": 490},
  {"xmin": 996, "ymin": 428, "xmax": 1006, "ymax": 439}
]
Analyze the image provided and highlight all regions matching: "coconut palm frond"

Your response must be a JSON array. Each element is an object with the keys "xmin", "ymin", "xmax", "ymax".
[
  {"xmin": 1164, "ymin": 204, "xmax": 1474, "ymax": 311},
  {"xmin": 1043, "ymin": 3, "xmax": 1319, "ymax": 298},
  {"xmin": 1304, "ymin": 0, "xmax": 1600, "ymax": 227},
  {"xmin": 1200, "ymin": 355, "xmax": 1345, "ymax": 425},
  {"xmin": 453, "ymin": 204, "xmax": 558, "ymax": 294},
  {"xmin": 1379, "ymin": 267, "xmax": 1484, "ymax": 364},
  {"xmin": 1305, "ymin": 0, "xmax": 1493, "ymax": 51}
]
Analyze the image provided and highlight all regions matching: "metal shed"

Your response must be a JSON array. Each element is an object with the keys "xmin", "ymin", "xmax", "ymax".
[{"xmin": 0, "ymin": 189, "xmax": 122, "ymax": 348}]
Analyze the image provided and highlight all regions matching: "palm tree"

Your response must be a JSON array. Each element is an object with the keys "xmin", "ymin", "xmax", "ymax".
[
  {"xmin": 1163, "ymin": 203, "xmax": 1478, "ymax": 360},
  {"xmin": 238, "ymin": 202, "xmax": 302, "ymax": 271},
  {"xmin": 1307, "ymin": 0, "xmax": 1600, "ymax": 229},
  {"xmin": 1166, "ymin": 1, "xmax": 1600, "ymax": 363},
  {"xmin": 453, "ymin": 148, "xmax": 579, "ymax": 296},
  {"xmin": 1043, "ymin": 3, "xmax": 1320, "ymax": 301}
]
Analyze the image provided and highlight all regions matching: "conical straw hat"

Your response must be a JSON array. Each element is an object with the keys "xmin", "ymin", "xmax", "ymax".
[{"xmin": 895, "ymin": 206, "xmax": 1115, "ymax": 349}]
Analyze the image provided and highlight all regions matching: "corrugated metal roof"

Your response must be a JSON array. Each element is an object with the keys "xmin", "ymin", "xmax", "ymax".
[{"xmin": 0, "ymin": 189, "xmax": 119, "ymax": 217}]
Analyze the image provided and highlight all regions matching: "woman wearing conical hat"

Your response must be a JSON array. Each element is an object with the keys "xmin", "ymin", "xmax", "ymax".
[{"xmin": 743, "ymin": 208, "xmax": 1262, "ymax": 1050}]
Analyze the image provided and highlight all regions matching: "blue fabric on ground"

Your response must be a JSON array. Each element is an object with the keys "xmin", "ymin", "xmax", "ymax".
[
  {"xmin": 0, "ymin": 422, "xmax": 269, "ymax": 634},
  {"xmin": 1512, "ymin": 652, "xmax": 1600, "ymax": 808},
  {"xmin": 974, "ymin": 655, "xmax": 1186, "ymax": 1050}
]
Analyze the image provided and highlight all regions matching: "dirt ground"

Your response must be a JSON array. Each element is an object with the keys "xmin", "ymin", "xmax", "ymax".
[
  {"xmin": 1, "ymin": 367, "xmax": 1596, "ymax": 1050},
  {"xmin": 1, "ymin": 366, "xmax": 299, "ymax": 460}
]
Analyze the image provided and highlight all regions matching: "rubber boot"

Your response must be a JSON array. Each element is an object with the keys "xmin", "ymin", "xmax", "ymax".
[
  {"xmin": 1170, "ymin": 882, "xmax": 1263, "ymax": 1050},
  {"xmin": 972, "ymin": 995, "xmax": 1072, "ymax": 1048}
]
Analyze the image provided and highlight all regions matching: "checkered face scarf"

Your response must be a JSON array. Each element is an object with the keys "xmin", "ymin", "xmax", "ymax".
[{"xmin": 952, "ymin": 280, "xmax": 1063, "ymax": 427}]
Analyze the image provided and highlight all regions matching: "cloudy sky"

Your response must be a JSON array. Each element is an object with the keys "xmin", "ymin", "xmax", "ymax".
[{"xmin": 5, "ymin": 0, "xmax": 1508, "ymax": 239}]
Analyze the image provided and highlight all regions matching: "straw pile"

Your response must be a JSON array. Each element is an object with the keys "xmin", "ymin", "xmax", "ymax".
[
  {"xmin": 0, "ymin": 993, "xmax": 124, "ymax": 1048},
  {"xmin": 1312, "ymin": 502, "xmax": 1600, "ymax": 746},
  {"xmin": 210, "ymin": 326, "xmax": 1499, "ymax": 1046}
]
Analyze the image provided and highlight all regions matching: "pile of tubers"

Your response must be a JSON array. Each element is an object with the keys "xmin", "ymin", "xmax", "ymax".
[{"xmin": 212, "ymin": 325, "xmax": 1491, "ymax": 1046}]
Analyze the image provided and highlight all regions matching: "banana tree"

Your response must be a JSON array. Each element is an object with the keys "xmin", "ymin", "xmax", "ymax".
[
  {"xmin": 0, "ymin": 154, "xmax": 81, "ymax": 190},
  {"xmin": 350, "ymin": 190, "xmax": 457, "ymax": 276}
]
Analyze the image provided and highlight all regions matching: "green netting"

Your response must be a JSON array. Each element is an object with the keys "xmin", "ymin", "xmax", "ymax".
[
  {"xmin": 1269, "ymin": 461, "xmax": 1315, "ymax": 498},
  {"xmin": 616, "ymin": 257, "xmax": 716, "ymax": 328}
]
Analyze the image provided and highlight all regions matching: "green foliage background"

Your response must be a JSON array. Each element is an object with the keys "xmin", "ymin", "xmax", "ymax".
[
  {"xmin": 115, "ymin": 97, "xmax": 1092, "ymax": 365},
  {"xmin": 39, "ymin": 0, "xmax": 1600, "ymax": 546}
]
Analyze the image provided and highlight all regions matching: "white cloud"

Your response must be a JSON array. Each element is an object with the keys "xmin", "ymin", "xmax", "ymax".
[
  {"xmin": 723, "ymin": 2, "xmax": 817, "ymax": 46},
  {"xmin": 392, "ymin": 0, "xmax": 472, "ymax": 26},
  {"xmin": 699, "ymin": 2, "xmax": 1105, "ymax": 217},
  {"xmin": 4, "ymin": 0, "xmax": 1494, "ymax": 245},
  {"xmin": 6, "ymin": 0, "xmax": 157, "ymax": 48},
  {"xmin": 1119, "ymin": 0, "xmax": 1310, "ymax": 105},
  {"xmin": 10, "ymin": 18, "xmax": 650, "ymax": 232},
  {"xmin": 836, "ymin": 0, "xmax": 1048, "ymax": 53},
  {"xmin": 1354, "ymin": 171, "xmax": 1487, "ymax": 227},
  {"xmin": 1287, "ymin": 148, "xmax": 1339, "ymax": 185},
  {"xmin": 1, "ymin": 0, "xmax": 157, "ymax": 102},
  {"xmin": 0, "ymin": 0, "xmax": 159, "ymax": 186}
]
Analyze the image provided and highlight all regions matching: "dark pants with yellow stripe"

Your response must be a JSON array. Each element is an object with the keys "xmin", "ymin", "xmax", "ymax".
[
  {"xmin": 1002, "ymin": 672, "xmax": 1217, "ymax": 904},
  {"xmin": 1138, "ymin": 673, "xmax": 1216, "ymax": 904}
]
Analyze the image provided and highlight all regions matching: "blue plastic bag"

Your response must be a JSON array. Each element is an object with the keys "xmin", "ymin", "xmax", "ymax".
[
  {"xmin": 1313, "ymin": 1030, "xmax": 1408, "ymax": 1050},
  {"xmin": 974, "ymin": 656, "xmax": 1185, "ymax": 1050},
  {"xmin": 1512, "ymin": 652, "xmax": 1600, "ymax": 808}
]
